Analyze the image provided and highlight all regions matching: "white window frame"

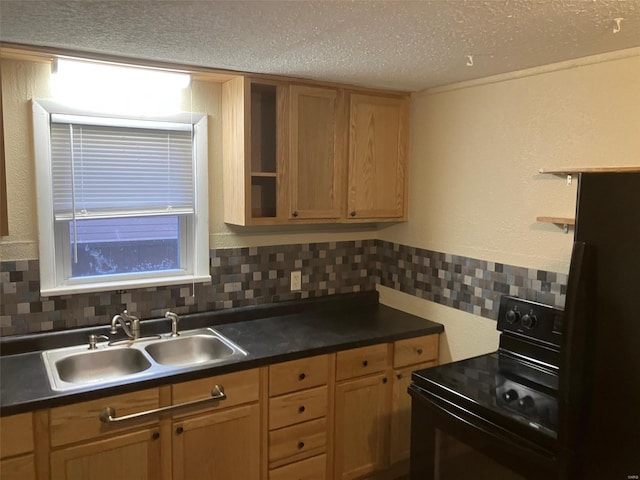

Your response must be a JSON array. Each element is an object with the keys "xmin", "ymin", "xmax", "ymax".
[{"xmin": 33, "ymin": 99, "xmax": 210, "ymax": 295}]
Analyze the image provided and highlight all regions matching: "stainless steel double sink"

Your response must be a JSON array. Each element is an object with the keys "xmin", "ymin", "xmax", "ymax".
[{"xmin": 42, "ymin": 328, "xmax": 248, "ymax": 391}]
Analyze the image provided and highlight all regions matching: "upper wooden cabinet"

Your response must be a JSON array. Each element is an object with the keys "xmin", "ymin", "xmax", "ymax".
[
  {"xmin": 223, "ymin": 77, "xmax": 288, "ymax": 225},
  {"xmin": 347, "ymin": 93, "xmax": 409, "ymax": 221},
  {"xmin": 223, "ymin": 76, "xmax": 408, "ymax": 225},
  {"xmin": 289, "ymin": 85, "xmax": 345, "ymax": 221}
]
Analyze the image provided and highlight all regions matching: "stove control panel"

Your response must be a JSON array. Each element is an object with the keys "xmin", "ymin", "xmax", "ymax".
[
  {"xmin": 496, "ymin": 378, "xmax": 558, "ymax": 432},
  {"xmin": 498, "ymin": 295, "xmax": 563, "ymax": 348}
]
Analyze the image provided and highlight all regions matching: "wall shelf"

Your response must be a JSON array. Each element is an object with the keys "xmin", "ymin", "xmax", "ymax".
[
  {"xmin": 537, "ymin": 216, "xmax": 575, "ymax": 233},
  {"xmin": 538, "ymin": 166, "xmax": 640, "ymax": 174}
]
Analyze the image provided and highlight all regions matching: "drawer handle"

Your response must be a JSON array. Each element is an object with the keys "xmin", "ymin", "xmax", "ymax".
[
  {"xmin": 99, "ymin": 385, "xmax": 226, "ymax": 424},
  {"xmin": 362, "ymin": 360, "xmax": 368, "ymax": 367},
  {"xmin": 417, "ymin": 348, "xmax": 423, "ymax": 355},
  {"xmin": 298, "ymin": 405, "xmax": 306, "ymax": 413},
  {"xmin": 297, "ymin": 441, "xmax": 305, "ymax": 449},
  {"xmin": 298, "ymin": 373, "xmax": 306, "ymax": 381}
]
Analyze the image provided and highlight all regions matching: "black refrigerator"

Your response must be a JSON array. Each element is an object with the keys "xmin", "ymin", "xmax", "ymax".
[{"xmin": 559, "ymin": 171, "xmax": 640, "ymax": 479}]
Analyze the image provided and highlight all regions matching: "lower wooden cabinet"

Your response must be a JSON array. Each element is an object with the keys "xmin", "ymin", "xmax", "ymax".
[
  {"xmin": 269, "ymin": 453, "xmax": 327, "ymax": 480},
  {"xmin": 0, "ymin": 412, "xmax": 36, "ymax": 480},
  {"xmin": 0, "ymin": 454, "xmax": 36, "ymax": 480},
  {"xmin": 172, "ymin": 403, "xmax": 260, "ymax": 480},
  {"xmin": 4, "ymin": 333, "xmax": 439, "ymax": 480},
  {"xmin": 390, "ymin": 361, "xmax": 435, "ymax": 466},
  {"xmin": 334, "ymin": 371, "xmax": 391, "ymax": 480},
  {"xmin": 50, "ymin": 427, "xmax": 161, "ymax": 480}
]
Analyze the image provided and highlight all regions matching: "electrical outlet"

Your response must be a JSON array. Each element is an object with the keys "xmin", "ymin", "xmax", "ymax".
[{"xmin": 291, "ymin": 271, "xmax": 302, "ymax": 291}]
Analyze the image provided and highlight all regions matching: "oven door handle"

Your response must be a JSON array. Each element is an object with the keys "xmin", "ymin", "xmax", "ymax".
[{"xmin": 409, "ymin": 384, "xmax": 557, "ymax": 459}]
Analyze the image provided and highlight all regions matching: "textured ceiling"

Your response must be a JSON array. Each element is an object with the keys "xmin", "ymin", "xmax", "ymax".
[{"xmin": 1, "ymin": 0, "xmax": 639, "ymax": 91}]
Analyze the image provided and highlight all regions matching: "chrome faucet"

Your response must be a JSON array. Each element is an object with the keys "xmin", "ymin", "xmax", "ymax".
[
  {"xmin": 165, "ymin": 311, "xmax": 180, "ymax": 337},
  {"xmin": 110, "ymin": 310, "xmax": 140, "ymax": 340}
]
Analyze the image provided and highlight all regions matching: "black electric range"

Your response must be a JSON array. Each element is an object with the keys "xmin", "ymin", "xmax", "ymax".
[{"xmin": 408, "ymin": 296, "xmax": 564, "ymax": 480}]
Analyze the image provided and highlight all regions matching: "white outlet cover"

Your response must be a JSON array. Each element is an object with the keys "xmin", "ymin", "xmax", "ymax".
[{"xmin": 291, "ymin": 271, "xmax": 302, "ymax": 291}]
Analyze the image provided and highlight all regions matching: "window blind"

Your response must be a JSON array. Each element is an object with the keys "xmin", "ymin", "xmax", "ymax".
[{"xmin": 50, "ymin": 118, "xmax": 194, "ymax": 220}]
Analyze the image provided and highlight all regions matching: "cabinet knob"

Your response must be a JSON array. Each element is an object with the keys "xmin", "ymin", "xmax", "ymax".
[
  {"xmin": 382, "ymin": 377, "xmax": 388, "ymax": 384},
  {"xmin": 298, "ymin": 373, "xmax": 306, "ymax": 381},
  {"xmin": 298, "ymin": 405, "xmax": 306, "ymax": 413},
  {"xmin": 396, "ymin": 373, "xmax": 403, "ymax": 380},
  {"xmin": 297, "ymin": 441, "xmax": 305, "ymax": 449},
  {"xmin": 152, "ymin": 432, "xmax": 160, "ymax": 440},
  {"xmin": 292, "ymin": 211, "xmax": 299, "ymax": 217},
  {"xmin": 362, "ymin": 360, "xmax": 368, "ymax": 367},
  {"xmin": 417, "ymin": 348, "xmax": 423, "ymax": 355},
  {"xmin": 350, "ymin": 211, "xmax": 356, "ymax": 217},
  {"xmin": 176, "ymin": 426, "xmax": 184, "ymax": 435}
]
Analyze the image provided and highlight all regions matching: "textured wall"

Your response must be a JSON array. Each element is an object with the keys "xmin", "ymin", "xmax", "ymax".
[{"xmin": 379, "ymin": 51, "xmax": 640, "ymax": 360}]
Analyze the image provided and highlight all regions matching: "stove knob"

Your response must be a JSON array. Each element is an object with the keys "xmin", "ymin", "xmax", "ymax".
[
  {"xmin": 518, "ymin": 395, "xmax": 534, "ymax": 409},
  {"xmin": 522, "ymin": 314, "xmax": 538, "ymax": 329},
  {"xmin": 503, "ymin": 389, "xmax": 519, "ymax": 402},
  {"xmin": 505, "ymin": 309, "xmax": 521, "ymax": 325}
]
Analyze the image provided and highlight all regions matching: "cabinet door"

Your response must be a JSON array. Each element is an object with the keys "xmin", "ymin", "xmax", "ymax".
[
  {"xmin": 173, "ymin": 403, "xmax": 260, "ymax": 480},
  {"xmin": 334, "ymin": 372, "xmax": 391, "ymax": 479},
  {"xmin": 289, "ymin": 85, "xmax": 344, "ymax": 220},
  {"xmin": 390, "ymin": 361, "xmax": 436, "ymax": 466},
  {"xmin": 50, "ymin": 427, "xmax": 161, "ymax": 480},
  {"xmin": 348, "ymin": 93, "xmax": 408, "ymax": 220},
  {"xmin": 0, "ymin": 455, "xmax": 36, "ymax": 480}
]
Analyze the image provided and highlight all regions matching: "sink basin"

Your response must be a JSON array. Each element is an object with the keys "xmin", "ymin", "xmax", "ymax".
[
  {"xmin": 144, "ymin": 335, "xmax": 236, "ymax": 366},
  {"xmin": 55, "ymin": 348, "xmax": 152, "ymax": 384},
  {"xmin": 42, "ymin": 327, "xmax": 248, "ymax": 391}
]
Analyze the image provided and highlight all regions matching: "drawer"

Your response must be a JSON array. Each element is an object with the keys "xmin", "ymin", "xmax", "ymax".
[
  {"xmin": 393, "ymin": 334, "xmax": 439, "ymax": 368},
  {"xmin": 0, "ymin": 453, "xmax": 36, "ymax": 480},
  {"xmin": 50, "ymin": 388, "xmax": 160, "ymax": 447},
  {"xmin": 269, "ymin": 417, "xmax": 326, "ymax": 468},
  {"xmin": 270, "ymin": 355, "xmax": 329, "ymax": 396},
  {"xmin": 269, "ymin": 454, "xmax": 327, "ymax": 480},
  {"xmin": 335, "ymin": 343, "xmax": 389, "ymax": 381},
  {"xmin": 0, "ymin": 412, "xmax": 33, "ymax": 459},
  {"xmin": 269, "ymin": 386, "xmax": 327, "ymax": 430},
  {"xmin": 172, "ymin": 368, "xmax": 259, "ymax": 417}
]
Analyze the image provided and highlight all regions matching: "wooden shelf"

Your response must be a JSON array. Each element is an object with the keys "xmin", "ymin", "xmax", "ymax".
[
  {"xmin": 539, "ymin": 166, "xmax": 640, "ymax": 175},
  {"xmin": 537, "ymin": 216, "xmax": 575, "ymax": 233},
  {"xmin": 537, "ymin": 216, "xmax": 575, "ymax": 225},
  {"xmin": 251, "ymin": 172, "xmax": 277, "ymax": 178}
]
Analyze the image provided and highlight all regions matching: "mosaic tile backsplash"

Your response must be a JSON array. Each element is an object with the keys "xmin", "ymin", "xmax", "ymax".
[{"xmin": 0, "ymin": 239, "xmax": 567, "ymax": 336}]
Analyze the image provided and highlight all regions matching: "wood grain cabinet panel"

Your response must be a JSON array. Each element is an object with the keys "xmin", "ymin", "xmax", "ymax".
[
  {"xmin": 269, "ymin": 453, "xmax": 327, "ymax": 480},
  {"xmin": 0, "ymin": 412, "xmax": 33, "ymax": 459},
  {"xmin": 50, "ymin": 427, "xmax": 161, "ymax": 480},
  {"xmin": 390, "ymin": 361, "xmax": 436, "ymax": 465},
  {"xmin": 289, "ymin": 85, "xmax": 344, "ymax": 220},
  {"xmin": 393, "ymin": 334, "xmax": 439, "ymax": 368},
  {"xmin": 171, "ymin": 368, "xmax": 259, "ymax": 417},
  {"xmin": 49, "ymin": 388, "xmax": 160, "ymax": 447},
  {"xmin": 172, "ymin": 403, "xmax": 260, "ymax": 480},
  {"xmin": 347, "ymin": 93, "xmax": 409, "ymax": 221},
  {"xmin": 268, "ymin": 417, "xmax": 327, "ymax": 469},
  {"xmin": 334, "ymin": 372, "xmax": 391, "ymax": 480},
  {"xmin": 335, "ymin": 343, "xmax": 389, "ymax": 381},
  {"xmin": 269, "ymin": 385, "xmax": 328, "ymax": 430},
  {"xmin": 269, "ymin": 355, "xmax": 329, "ymax": 396},
  {"xmin": 0, "ymin": 455, "xmax": 36, "ymax": 480}
]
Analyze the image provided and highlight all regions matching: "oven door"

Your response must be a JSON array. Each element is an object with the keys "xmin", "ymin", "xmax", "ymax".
[{"xmin": 409, "ymin": 384, "xmax": 558, "ymax": 480}]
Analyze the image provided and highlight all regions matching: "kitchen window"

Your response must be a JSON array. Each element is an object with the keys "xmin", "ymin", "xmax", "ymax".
[{"xmin": 33, "ymin": 100, "xmax": 210, "ymax": 295}]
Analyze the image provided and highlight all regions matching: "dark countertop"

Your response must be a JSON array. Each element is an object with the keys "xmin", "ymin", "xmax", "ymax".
[{"xmin": 0, "ymin": 291, "xmax": 443, "ymax": 416}]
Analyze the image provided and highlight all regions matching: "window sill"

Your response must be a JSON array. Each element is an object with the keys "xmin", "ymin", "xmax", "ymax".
[{"xmin": 40, "ymin": 274, "xmax": 212, "ymax": 297}]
